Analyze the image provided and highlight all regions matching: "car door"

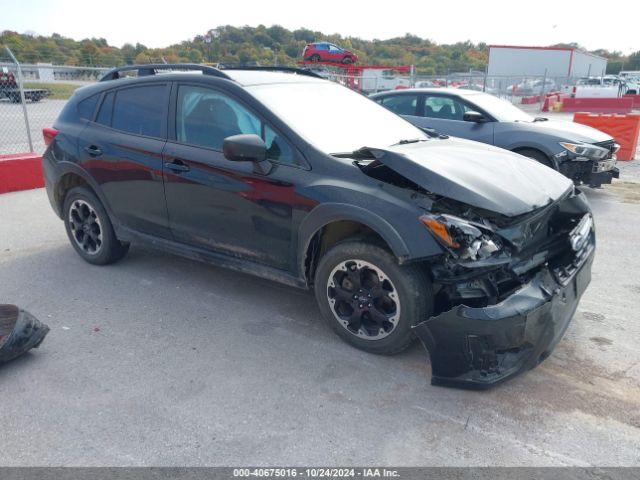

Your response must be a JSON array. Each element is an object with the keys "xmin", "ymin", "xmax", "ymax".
[
  {"xmin": 77, "ymin": 83, "xmax": 171, "ymax": 238},
  {"xmin": 409, "ymin": 94, "xmax": 495, "ymax": 144},
  {"xmin": 327, "ymin": 44, "xmax": 342, "ymax": 62},
  {"xmin": 162, "ymin": 82, "xmax": 304, "ymax": 270}
]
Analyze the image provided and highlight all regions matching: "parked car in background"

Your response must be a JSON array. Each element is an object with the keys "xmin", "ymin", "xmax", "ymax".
[
  {"xmin": 456, "ymin": 83, "xmax": 497, "ymax": 95},
  {"xmin": 620, "ymin": 71, "xmax": 640, "ymax": 94},
  {"xmin": 302, "ymin": 42, "xmax": 358, "ymax": 64},
  {"xmin": 371, "ymin": 88, "xmax": 619, "ymax": 187},
  {"xmin": 415, "ymin": 80, "xmax": 440, "ymax": 88},
  {"xmin": 359, "ymin": 68, "xmax": 410, "ymax": 94},
  {"xmin": 43, "ymin": 64, "xmax": 594, "ymax": 389},
  {"xmin": 506, "ymin": 78, "xmax": 556, "ymax": 96},
  {"xmin": 0, "ymin": 66, "xmax": 50, "ymax": 103}
]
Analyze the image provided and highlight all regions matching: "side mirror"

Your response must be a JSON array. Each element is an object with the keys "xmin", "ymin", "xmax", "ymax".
[
  {"xmin": 223, "ymin": 134, "xmax": 267, "ymax": 162},
  {"xmin": 463, "ymin": 111, "xmax": 486, "ymax": 123}
]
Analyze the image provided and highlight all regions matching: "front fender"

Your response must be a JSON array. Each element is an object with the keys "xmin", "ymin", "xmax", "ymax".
[{"xmin": 297, "ymin": 202, "xmax": 443, "ymax": 279}]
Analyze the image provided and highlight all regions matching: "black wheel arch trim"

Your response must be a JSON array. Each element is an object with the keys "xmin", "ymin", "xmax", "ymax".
[
  {"xmin": 296, "ymin": 203, "xmax": 443, "ymax": 281},
  {"xmin": 51, "ymin": 161, "xmax": 119, "ymax": 228}
]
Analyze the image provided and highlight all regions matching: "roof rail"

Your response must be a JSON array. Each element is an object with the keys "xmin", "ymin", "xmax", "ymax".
[
  {"xmin": 99, "ymin": 64, "xmax": 232, "ymax": 82},
  {"xmin": 219, "ymin": 66, "xmax": 324, "ymax": 79}
]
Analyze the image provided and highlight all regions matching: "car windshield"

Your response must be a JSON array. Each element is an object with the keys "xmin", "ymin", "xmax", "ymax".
[
  {"xmin": 467, "ymin": 93, "xmax": 533, "ymax": 122},
  {"xmin": 247, "ymin": 81, "xmax": 428, "ymax": 154}
]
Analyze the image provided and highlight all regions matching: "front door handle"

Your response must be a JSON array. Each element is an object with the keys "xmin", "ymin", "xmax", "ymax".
[
  {"xmin": 84, "ymin": 145, "xmax": 102, "ymax": 156},
  {"xmin": 164, "ymin": 160, "xmax": 190, "ymax": 173}
]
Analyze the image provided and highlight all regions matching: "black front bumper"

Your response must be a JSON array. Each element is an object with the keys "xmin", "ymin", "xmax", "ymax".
[
  {"xmin": 559, "ymin": 160, "xmax": 619, "ymax": 188},
  {"xmin": 413, "ymin": 243, "xmax": 594, "ymax": 389}
]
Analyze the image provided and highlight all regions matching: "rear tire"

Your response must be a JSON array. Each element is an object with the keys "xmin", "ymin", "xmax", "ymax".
[
  {"xmin": 314, "ymin": 240, "xmax": 432, "ymax": 355},
  {"xmin": 309, "ymin": 54, "xmax": 321, "ymax": 62},
  {"xmin": 516, "ymin": 148, "xmax": 554, "ymax": 169},
  {"xmin": 63, "ymin": 186, "xmax": 129, "ymax": 265}
]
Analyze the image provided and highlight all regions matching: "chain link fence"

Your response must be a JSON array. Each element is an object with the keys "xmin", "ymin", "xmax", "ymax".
[
  {"xmin": 0, "ymin": 47, "xmax": 108, "ymax": 155},
  {"xmin": 0, "ymin": 50, "xmax": 633, "ymax": 156}
]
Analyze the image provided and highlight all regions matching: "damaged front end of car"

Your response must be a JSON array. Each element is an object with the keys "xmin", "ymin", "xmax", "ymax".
[
  {"xmin": 353, "ymin": 142, "xmax": 595, "ymax": 388},
  {"xmin": 414, "ymin": 189, "xmax": 594, "ymax": 389}
]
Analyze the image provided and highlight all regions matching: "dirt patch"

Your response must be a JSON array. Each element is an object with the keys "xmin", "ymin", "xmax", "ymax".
[
  {"xmin": 582, "ymin": 311, "xmax": 605, "ymax": 322},
  {"xmin": 476, "ymin": 339, "xmax": 640, "ymax": 431},
  {"xmin": 624, "ymin": 284, "xmax": 640, "ymax": 294},
  {"xmin": 589, "ymin": 336, "xmax": 613, "ymax": 346},
  {"xmin": 607, "ymin": 181, "xmax": 640, "ymax": 204}
]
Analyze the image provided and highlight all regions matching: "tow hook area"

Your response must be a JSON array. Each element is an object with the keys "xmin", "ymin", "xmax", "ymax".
[{"xmin": 0, "ymin": 304, "xmax": 50, "ymax": 364}]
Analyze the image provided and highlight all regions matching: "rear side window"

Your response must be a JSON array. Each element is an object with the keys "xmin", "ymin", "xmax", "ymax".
[
  {"xmin": 96, "ymin": 92, "xmax": 114, "ymax": 126},
  {"xmin": 77, "ymin": 94, "xmax": 99, "ymax": 120},
  {"xmin": 110, "ymin": 85, "xmax": 166, "ymax": 138},
  {"xmin": 378, "ymin": 95, "xmax": 418, "ymax": 116}
]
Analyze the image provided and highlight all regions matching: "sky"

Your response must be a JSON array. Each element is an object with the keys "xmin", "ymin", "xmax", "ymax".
[{"xmin": 2, "ymin": 0, "xmax": 638, "ymax": 54}]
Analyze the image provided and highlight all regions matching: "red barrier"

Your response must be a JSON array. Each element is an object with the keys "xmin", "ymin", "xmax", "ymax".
[
  {"xmin": 0, "ymin": 153, "xmax": 44, "ymax": 194},
  {"xmin": 561, "ymin": 97, "xmax": 633, "ymax": 114},
  {"xmin": 520, "ymin": 95, "xmax": 540, "ymax": 104},
  {"xmin": 623, "ymin": 94, "xmax": 640, "ymax": 110},
  {"xmin": 573, "ymin": 113, "xmax": 640, "ymax": 161}
]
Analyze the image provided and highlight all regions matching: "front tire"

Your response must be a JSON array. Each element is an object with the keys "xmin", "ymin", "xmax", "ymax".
[
  {"xmin": 63, "ymin": 186, "xmax": 129, "ymax": 265},
  {"xmin": 516, "ymin": 148, "xmax": 554, "ymax": 169},
  {"xmin": 314, "ymin": 241, "xmax": 432, "ymax": 355}
]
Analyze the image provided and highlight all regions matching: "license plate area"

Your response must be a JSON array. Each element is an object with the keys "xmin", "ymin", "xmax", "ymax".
[{"xmin": 593, "ymin": 158, "xmax": 616, "ymax": 173}]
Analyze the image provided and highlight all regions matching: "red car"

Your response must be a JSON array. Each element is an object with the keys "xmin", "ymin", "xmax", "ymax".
[{"xmin": 302, "ymin": 42, "xmax": 358, "ymax": 64}]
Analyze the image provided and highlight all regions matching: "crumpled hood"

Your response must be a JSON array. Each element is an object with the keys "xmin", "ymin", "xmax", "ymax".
[
  {"xmin": 522, "ymin": 119, "xmax": 612, "ymax": 143},
  {"xmin": 372, "ymin": 137, "xmax": 573, "ymax": 217}
]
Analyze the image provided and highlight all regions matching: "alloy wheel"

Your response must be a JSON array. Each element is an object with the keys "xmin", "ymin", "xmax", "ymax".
[
  {"xmin": 68, "ymin": 199, "xmax": 103, "ymax": 255},
  {"xmin": 326, "ymin": 259, "xmax": 400, "ymax": 340}
]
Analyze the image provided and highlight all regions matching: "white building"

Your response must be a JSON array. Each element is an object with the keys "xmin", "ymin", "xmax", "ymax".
[{"xmin": 488, "ymin": 45, "xmax": 607, "ymax": 79}]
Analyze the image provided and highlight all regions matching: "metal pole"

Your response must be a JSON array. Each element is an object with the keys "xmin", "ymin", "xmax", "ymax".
[
  {"xmin": 5, "ymin": 46, "xmax": 34, "ymax": 153},
  {"xmin": 539, "ymin": 68, "xmax": 548, "ymax": 113},
  {"xmin": 483, "ymin": 65, "xmax": 488, "ymax": 92}
]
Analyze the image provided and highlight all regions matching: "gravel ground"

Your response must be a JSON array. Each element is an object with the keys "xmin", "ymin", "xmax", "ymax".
[{"xmin": 0, "ymin": 175, "xmax": 639, "ymax": 466}]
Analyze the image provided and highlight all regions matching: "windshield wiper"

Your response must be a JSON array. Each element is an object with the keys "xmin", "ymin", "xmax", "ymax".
[{"xmin": 392, "ymin": 138, "xmax": 429, "ymax": 146}]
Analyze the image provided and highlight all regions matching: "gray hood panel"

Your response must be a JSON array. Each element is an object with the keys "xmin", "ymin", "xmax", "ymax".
[
  {"xmin": 524, "ymin": 119, "xmax": 612, "ymax": 143},
  {"xmin": 373, "ymin": 138, "xmax": 573, "ymax": 217}
]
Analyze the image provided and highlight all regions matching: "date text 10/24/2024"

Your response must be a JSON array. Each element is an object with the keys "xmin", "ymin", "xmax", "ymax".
[{"xmin": 233, "ymin": 468, "xmax": 400, "ymax": 478}]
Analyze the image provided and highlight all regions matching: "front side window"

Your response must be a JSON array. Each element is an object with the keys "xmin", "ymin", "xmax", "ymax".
[
  {"xmin": 110, "ymin": 85, "xmax": 166, "ymax": 137},
  {"xmin": 423, "ymin": 96, "xmax": 464, "ymax": 120},
  {"xmin": 176, "ymin": 85, "xmax": 296, "ymax": 164}
]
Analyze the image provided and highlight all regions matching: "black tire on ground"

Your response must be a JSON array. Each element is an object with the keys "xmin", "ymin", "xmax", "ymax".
[
  {"xmin": 314, "ymin": 240, "xmax": 433, "ymax": 355},
  {"xmin": 516, "ymin": 148, "xmax": 554, "ymax": 169},
  {"xmin": 9, "ymin": 93, "xmax": 21, "ymax": 103},
  {"xmin": 309, "ymin": 54, "xmax": 321, "ymax": 62},
  {"xmin": 63, "ymin": 186, "xmax": 129, "ymax": 265},
  {"xmin": 342, "ymin": 56, "xmax": 353, "ymax": 64}
]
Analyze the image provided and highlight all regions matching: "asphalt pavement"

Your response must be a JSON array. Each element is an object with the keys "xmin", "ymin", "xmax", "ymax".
[{"xmin": 0, "ymin": 177, "xmax": 639, "ymax": 466}]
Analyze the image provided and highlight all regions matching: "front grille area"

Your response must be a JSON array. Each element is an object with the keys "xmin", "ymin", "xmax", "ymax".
[{"xmin": 593, "ymin": 139, "xmax": 616, "ymax": 158}]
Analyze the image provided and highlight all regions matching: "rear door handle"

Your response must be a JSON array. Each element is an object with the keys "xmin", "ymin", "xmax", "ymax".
[
  {"xmin": 164, "ymin": 160, "xmax": 190, "ymax": 173},
  {"xmin": 84, "ymin": 145, "xmax": 102, "ymax": 156}
]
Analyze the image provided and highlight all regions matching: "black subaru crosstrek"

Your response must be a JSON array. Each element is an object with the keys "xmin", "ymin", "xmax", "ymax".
[{"xmin": 42, "ymin": 64, "xmax": 595, "ymax": 389}]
